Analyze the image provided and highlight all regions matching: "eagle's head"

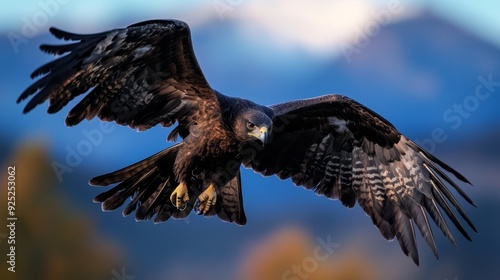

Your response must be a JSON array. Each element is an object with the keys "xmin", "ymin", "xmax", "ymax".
[{"xmin": 235, "ymin": 109, "xmax": 272, "ymax": 146}]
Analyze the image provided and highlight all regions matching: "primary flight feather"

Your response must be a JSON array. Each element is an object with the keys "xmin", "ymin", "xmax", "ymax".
[{"xmin": 18, "ymin": 19, "xmax": 476, "ymax": 265}]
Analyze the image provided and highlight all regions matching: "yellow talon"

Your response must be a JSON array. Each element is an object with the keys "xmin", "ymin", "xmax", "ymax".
[
  {"xmin": 170, "ymin": 181, "xmax": 189, "ymax": 210},
  {"xmin": 196, "ymin": 184, "xmax": 217, "ymax": 215}
]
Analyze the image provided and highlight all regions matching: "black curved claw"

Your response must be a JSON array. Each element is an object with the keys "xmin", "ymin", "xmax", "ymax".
[
  {"xmin": 194, "ymin": 198, "xmax": 203, "ymax": 215},
  {"xmin": 179, "ymin": 201, "xmax": 188, "ymax": 211}
]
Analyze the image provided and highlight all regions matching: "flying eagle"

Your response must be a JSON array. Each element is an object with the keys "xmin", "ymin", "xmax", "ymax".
[{"xmin": 18, "ymin": 19, "xmax": 476, "ymax": 265}]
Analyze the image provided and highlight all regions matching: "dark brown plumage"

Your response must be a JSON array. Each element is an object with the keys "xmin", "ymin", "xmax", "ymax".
[{"xmin": 18, "ymin": 19, "xmax": 476, "ymax": 265}]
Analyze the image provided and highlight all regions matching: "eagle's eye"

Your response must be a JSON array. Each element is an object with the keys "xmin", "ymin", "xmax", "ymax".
[{"xmin": 246, "ymin": 122, "xmax": 256, "ymax": 130}]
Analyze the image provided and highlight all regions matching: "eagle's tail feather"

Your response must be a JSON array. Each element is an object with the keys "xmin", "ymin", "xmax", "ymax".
[
  {"xmin": 90, "ymin": 143, "xmax": 247, "ymax": 225},
  {"xmin": 203, "ymin": 170, "xmax": 247, "ymax": 225},
  {"xmin": 89, "ymin": 145, "xmax": 178, "ymax": 186},
  {"xmin": 91, "ymin": 143, "xmax": 194, "ymax": 222}
]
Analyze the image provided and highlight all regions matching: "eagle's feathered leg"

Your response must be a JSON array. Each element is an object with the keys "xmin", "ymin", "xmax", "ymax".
[
  {"xmin": 194, "ymin": 183, "xmax": 217, "ymax": 214},
  {"xmin": 170, "ymin": 181, "xmax": 189, "ymax": 210}
]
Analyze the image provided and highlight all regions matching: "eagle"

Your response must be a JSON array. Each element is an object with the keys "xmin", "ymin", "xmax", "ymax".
[{"xmin": 18, "ymin": 19, "xmax": 476, "ymax": 265}]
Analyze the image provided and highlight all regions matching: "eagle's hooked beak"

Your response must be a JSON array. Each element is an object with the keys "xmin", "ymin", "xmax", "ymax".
[{"xmin": 249, "ymin": 126, "xmax": 269, "ymax": 145}]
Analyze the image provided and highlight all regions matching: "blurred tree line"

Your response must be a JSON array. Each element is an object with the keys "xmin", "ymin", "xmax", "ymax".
[{"xmin": 0, "ymin": 142, "xmax": 123, "ymax": 280}]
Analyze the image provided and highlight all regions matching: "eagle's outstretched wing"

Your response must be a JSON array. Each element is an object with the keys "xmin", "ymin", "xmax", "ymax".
[
  {"xmin": 244, "ymin": 94, "xmax": 476, "ymax": 265},
  {"xmin": 17, "ymin": 19, "xmax": 216, "ymax": 134},
  {"xmin": 18, "ymin": 19, "xmax": 249, "ymax": 225}
]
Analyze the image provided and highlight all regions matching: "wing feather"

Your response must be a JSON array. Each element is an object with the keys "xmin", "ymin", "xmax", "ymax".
[
  {"xmin": 91, "ymin": 144, "xmax": 197, "ymax": 223},
  {"xmin": 245, "ymin": 94, "xmax": 475, "ymax": 265},
  {"xmin": 19, "ymin": 19, "xmax": 216, "ymax": 134}
]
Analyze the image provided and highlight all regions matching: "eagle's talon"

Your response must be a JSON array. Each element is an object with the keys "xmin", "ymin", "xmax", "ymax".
[
  {"xmin": 170, "ymin": 182, "xmax": 189, "ymax": 210},
  {"xmin": 178, "ymin": 201, "xmax": 188, "ymax": 211},
  {"xmin": 194, "ymin": 199, "xmax": 202, "ymax": 215},
  {"xmin": 194, "ymin": 184, "xmax": 217, "ymax": 215}
]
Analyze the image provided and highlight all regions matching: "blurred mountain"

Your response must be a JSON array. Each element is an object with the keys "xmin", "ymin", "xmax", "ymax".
[{"xmin": 193, "ymin": 10, "xmax": 500, "ymax": 136}]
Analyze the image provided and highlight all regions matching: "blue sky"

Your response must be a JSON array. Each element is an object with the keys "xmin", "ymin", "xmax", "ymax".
[{"xmin": 2, "ymin": 0, "xmax": 500, "ymax": 56}]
